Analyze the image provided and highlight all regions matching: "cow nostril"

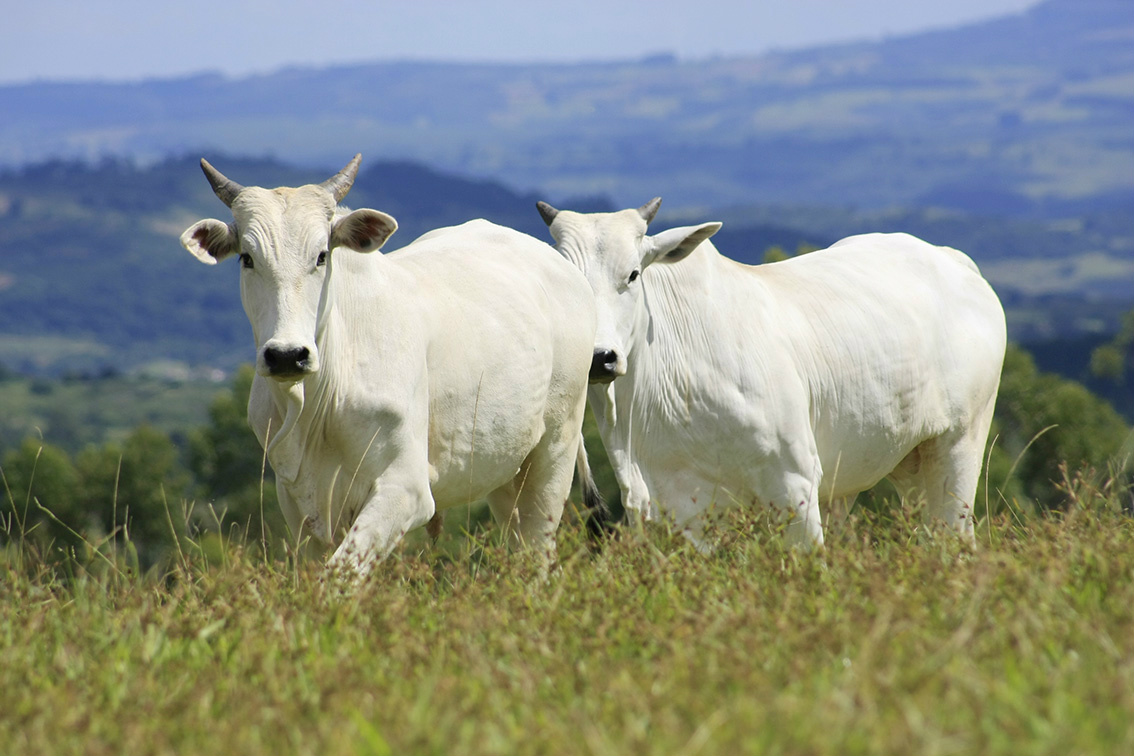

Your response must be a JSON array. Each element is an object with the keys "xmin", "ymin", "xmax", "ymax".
[
  {"xmin": 590, "ymin": 349, "xmax": 619, "ymax": 380},
  {"xmin": 264, "ymin": 346, "xmax": 311, "ymax": 375}
]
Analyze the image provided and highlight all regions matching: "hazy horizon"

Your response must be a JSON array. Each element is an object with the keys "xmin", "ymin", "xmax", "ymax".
[{"xmin": 2, "ymin": 0, "xmax": 1039, "ymax": 85}]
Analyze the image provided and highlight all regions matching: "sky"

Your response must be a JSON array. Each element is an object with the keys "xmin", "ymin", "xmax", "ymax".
[{"xmin": 1, "ymin": 0, "xmax": 1039, "ymax": 85}]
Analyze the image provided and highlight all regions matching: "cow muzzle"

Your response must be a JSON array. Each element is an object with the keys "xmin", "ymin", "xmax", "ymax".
[
  {"xmin": 260, "ymin": 343, "xmax": 318, "ymax": 380},
  {"xmin": 589, "ymin": 348, "xmax": 624, "ymax": 384}
]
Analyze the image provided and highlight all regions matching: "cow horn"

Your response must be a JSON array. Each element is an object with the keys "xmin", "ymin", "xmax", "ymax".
[
  {"xmin": 321, "ymin": 154, "xmax": 362, "ymax": 202},
  {"xmin": 638, "ymin": 197, "xmax": 662, "ymax": 224},
  {"xmin": 536, "ymin": 201, "xmax": 559, "ymax": 226},
  {"xmin": 200, "ymin": 159, "xmax": 244, "ymax": 207}
]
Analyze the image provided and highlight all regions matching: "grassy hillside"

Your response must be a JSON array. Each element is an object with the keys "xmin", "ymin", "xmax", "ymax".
[{"xmin": 1, "ymin": 493, "xmax": 1131, "ymax": 756}]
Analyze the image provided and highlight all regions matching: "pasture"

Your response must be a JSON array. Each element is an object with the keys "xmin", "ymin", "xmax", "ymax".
[{"xmin": 2, "ymin": 481, "xmax": 1132, "ymax": 756}]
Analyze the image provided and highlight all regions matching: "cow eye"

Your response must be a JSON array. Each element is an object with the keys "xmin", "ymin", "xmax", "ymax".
[
  {"xmin": 239, "ymin": 254, "xmax": 254, "ymax": 270},
  {"xmin": 628, "ymin": 269, "xmax": 640, "ymax": 284},
  {"xmin": 317, "ymin": 251, "xmax": 328, "ymax": 267}
]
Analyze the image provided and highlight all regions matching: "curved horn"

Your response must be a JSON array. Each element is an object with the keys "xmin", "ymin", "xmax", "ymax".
[
  {"xmin": 321, "ymin": 154, "xmax": 362, "ymax": 202},
  {"xmin": 638, "ymin": 197, "xmax": 662, "ymax": 225},
  {"xmin": 200, "ymin": 158, "xmax": 244, "ymax": 208},
  {"xmin": 536, "ymin": 201, "xmax": 560, "ymax": 226}
]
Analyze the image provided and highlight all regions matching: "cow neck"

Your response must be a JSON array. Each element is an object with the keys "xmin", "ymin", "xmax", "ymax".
[
  {"xmin": 304, "ymin": 250, "xmax": 351, "ymax": 426},
  {"xmin": 265, "ymin": 379, "xmax": 305, "ymax": 484},
  {"xmin": 264, "ymin": 251, "xmax": 348, "ymax": 484},
  {"xmin": 638, "ymin": 239, "xmax": 720, "ymax": 368},
  {"xmin": 626, "ymin": 240, "xmax": 739, "ymax": 427}
]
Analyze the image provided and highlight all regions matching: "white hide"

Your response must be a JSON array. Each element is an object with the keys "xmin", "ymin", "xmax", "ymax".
[
  {"xmin": 182, "ymin": 163, "xmax": 596, "ymax": 574},
  {"xmin": 542, "ymin": 203, "xmax": 1007, "ymax": 548}
]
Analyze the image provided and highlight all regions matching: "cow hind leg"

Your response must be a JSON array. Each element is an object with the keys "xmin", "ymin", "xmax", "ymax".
[
  {"xmin": 888, "ymin": 423, "xmax": 992, "ymax": 544},
  {"xmin": 486, "ymin": 440, "xmax": 575, "ymax": 575},
  {"xmin": 425, "ymin": 512, "xmax": 444, "ymax": 541}
]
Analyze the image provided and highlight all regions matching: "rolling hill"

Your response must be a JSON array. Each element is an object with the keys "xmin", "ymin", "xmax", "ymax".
[{"xmin": 0, "ymin": 0, "xmax": 1130, "ymax": 213}]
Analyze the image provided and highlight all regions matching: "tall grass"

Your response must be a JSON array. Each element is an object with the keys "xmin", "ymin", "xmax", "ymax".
[{"xmin": 2, "ymin": 468, "xmax": 1132, "ymax": 756}]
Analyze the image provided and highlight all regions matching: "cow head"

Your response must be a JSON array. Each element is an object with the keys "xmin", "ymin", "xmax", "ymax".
[
  {"xmin": 181, "ymin": 155, "xmax": 397, "ymax": 382},
  {"xmin": 537, "ymin": 198, "xmax": 720, "ymax": 383}
]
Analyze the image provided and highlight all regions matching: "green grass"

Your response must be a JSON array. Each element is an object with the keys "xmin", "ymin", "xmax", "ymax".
[{"xmin": 2, "ymin": 487, "xmax": 1132, "ymax": 756}]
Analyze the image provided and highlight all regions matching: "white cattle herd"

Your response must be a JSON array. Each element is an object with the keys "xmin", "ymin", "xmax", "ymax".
[{"xmin": 181, "ymin": 155, "xmax": 1007, "ymax": 574}]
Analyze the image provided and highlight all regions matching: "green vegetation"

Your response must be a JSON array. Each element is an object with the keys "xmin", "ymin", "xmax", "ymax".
[
  {"xmin": 1, "ymin": 487, "xmax": 1131, "ymax": 755},
  {"xmin": 4, "ymin": 341, "xmax": 1133, "ymax": 567},
  {"xmin": 1091, "ymin": 310, "xmax": 1134, "ymax": 384},
  {"xmin": 0, "ymin": 368, "xmax": 221, "ymax": 453},
  {"xmin": 988, "ymin": 347, "xmax": 1132, "ymax": 510}
]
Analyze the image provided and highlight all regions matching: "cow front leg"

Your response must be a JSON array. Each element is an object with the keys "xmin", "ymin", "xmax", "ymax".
[
  {"xmin": 761, "ymin": 467, "xmax": 825, "ymax": 551},
  {"xmin": 327, "ymin": 480, "xmax": 435, "ymax": 578},
  {"xmin": 781, "ymin": 490, "xmax": 824, "ymax": 551}
]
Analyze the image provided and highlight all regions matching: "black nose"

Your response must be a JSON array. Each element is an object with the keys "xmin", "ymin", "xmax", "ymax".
[
  {"xmin": 590, "ymin": 349, "xmax": 619, "ymax": 382},
  {"xmin": 263, "ymin": 345, "xmax": 311, "ymax": 377}
]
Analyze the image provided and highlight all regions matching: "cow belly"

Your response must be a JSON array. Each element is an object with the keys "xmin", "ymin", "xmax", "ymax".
[
  {"xmin": 426, "ymin": 377, "xmax": 551, "ymax": 508},
  {"xmin": 815, "ymin": 440, "xmax": 917, "ymax": 499}
]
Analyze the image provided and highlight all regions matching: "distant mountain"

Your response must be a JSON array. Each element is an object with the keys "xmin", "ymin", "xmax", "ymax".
[{"xmin": 0, "ymin": 0, "xmax": 1130, "ymax": 213}]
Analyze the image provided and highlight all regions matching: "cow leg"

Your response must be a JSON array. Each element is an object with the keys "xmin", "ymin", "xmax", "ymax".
[
  {"xmin": 486, "ymin": 445, "xmax": 575, "ymax": 576},
  {"xmin": 938, "ymin": 396, "xmax": 999, "ymax": 541},
  {"xmin": 754, "ymin": 434, "xmax": 826, "ymax": 550},
  {"xmin": 924, "ymin": 420, "xmax": 993, "ymax": 542},
  {"xmin": 780, "ymin": 486, "xmax": 825, "ymax": 551},
  {"xmin": 929, "ymin": 438, "xmax": 982, "ymax": 541},
  {"xmin": 889, "ymin": 406, "xmax": 993, "ymax": 544},
  {"xmin": 327, "ymin": 478, "xmax": 435, "ymax": 578},
  {"xmin": 425, "ymin": 512, "xmax": 444, "ymax": 541},
  {"xmin": 276, "ymin": 485, "xmax": 329, "ymax": 561}
]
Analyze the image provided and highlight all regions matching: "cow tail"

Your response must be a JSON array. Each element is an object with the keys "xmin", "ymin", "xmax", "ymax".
[{"xmin": 576, "ymin": 437, "xmax": 614, "ymax": 542}]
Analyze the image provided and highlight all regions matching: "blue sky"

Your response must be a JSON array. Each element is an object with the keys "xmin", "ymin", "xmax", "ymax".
[{"xmin": 2, "ymin": 0, "xmax": 1038, "ymax": 84}]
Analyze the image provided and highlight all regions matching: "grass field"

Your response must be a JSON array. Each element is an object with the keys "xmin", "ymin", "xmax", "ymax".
[{"xmin": 2, "ymin": 485, "xmax": 1132, "ymax": 756}]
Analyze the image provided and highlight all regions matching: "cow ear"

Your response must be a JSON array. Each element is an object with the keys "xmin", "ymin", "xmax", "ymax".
[
  {"xmin": 181, "ymin": 219, "xmax": 239, "ymax": 264},
  {"xmin": 331, "ymin": 209, "xmax": 398, "ymax": 253},
  {"xmin": 644, "ymin": 222, "xmax": 722, "ymax": 266}
]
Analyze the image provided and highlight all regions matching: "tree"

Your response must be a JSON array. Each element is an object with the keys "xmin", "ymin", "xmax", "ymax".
[
  {"xmin": 988, "ymin": 345, "xmax": 1130, "ymax": 510},
  {"xmin": 188, "ymin": 365, "xmax": 283, "ymax": 542},
  {"xmin": 0, "ymin": 439, "xmax": 83, "ymax": 548},
  {"xmin": 1090, "ymin": 310, "xmax": 1134, "ymax": 383},
  {"xmin": 762, "ymin": 242, "xmax": 821, "ymax": 264},
  {"xmin": 75, "ymin": 425, "xmax": 191, "ymax": 558}
]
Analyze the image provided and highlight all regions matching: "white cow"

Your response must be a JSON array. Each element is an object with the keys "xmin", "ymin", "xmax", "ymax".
[
  {"xmin": 179, "ymin": 155, "xmax": 598, "ymax": 575},
  {"xmin": 537, "ymin": 198, "xmax": 1007, "ymax": 549}
]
